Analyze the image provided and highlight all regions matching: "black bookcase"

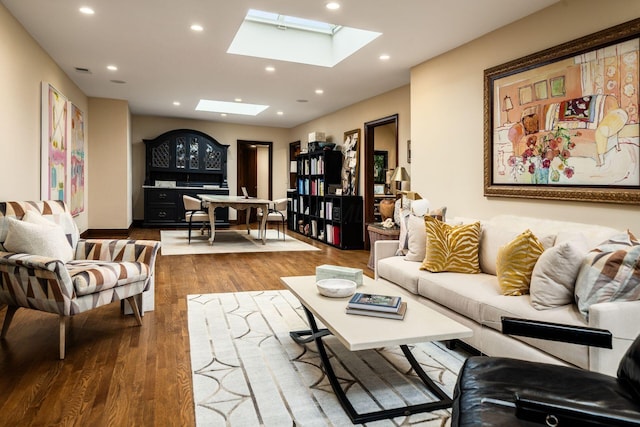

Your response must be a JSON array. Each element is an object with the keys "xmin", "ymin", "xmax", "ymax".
[{"xmin": 287, "ymin": 150, "xmax": 363, "ymax": 249}]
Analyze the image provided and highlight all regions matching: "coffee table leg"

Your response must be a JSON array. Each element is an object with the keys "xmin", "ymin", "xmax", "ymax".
[{"xmin": 294, "ymin": 306, "xmax": 453, "ymax": 424}]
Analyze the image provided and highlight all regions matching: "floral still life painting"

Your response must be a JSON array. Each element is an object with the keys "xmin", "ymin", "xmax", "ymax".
[{"xmin": 485, "ymin": 19, "xmax": 640, "ymax": 204}]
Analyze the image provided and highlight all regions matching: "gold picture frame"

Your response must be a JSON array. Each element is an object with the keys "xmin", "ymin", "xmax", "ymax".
[{"xmin": 484, "ymin": 18, "xmax": 640, "ymax": 204}]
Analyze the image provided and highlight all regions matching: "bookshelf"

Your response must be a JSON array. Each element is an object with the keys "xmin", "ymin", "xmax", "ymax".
[{"xmin": 287, "ymin": 150, "xmax": 363, "ymax": 249}]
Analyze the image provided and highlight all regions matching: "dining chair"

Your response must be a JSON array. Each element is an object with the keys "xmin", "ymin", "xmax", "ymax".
[
  {"xmin": 183, "ymin": 195, "xmax": 209, "ymax": 243},
  {"xmin": 257, "ymin": 198, "xmax": 288, "ymax": 240}
]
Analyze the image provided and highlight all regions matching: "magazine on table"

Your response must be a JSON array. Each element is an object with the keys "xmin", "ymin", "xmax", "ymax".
[
  {"xmin": 347, "ymin": 292, "xmax": 402, "ymax": 313},
  {"xmin": 346, "ymin": 301, "xmax": 407, "ymax": 320}
]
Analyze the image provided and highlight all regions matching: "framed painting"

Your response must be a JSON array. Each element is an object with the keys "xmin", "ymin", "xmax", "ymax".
[
  {"xmin": 70, "ymin": 103, "xmax": 85, "ymax": 216},
  {"xmin": 373, "ymin": 150, "xmax": 388, "ymax": 184},
  {"xmin": 341, "ymin": 128, "xmax": 360, "ymax": 195},
  {"xmin": 41, "ymin": 82, "xmax": 68, "ymax": 202},
  {"xmin": 484, "ymin": 18, "xmax": 640, "ymax": 204}
]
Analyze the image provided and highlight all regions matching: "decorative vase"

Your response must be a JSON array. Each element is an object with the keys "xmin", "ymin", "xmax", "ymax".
[
  {"xmin": 379, "ymin": 198, "xmax": 396, "ymax": 222},
  {"xmin": 533, "ymin": 166, "xmax": 549, "ymax": 184}
]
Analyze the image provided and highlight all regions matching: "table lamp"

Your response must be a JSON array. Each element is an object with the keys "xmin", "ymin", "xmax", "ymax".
[{"xmin": 390, "ymin": 167, "xmax": 410, "ymax": 195}]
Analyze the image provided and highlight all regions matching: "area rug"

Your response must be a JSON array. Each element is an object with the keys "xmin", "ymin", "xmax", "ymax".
[
  {"xmin": 187, "ymin": 290, "xmax": 471, "ymax": 426},
  {"xmin": 160, "ymin": 229, "xmax": 320, "ymax": 255}
]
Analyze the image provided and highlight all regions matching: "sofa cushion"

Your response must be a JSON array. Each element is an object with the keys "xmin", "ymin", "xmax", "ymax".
[
  {"xmin": 530, "ymin": 235, "xmax": 590, "ymax": 310},
  {"xmin": 480, "ymin": 294, "xmax": 589, "ymax": 369},
  {"xmin": 4, "ymin": 213, "xmax": 74, "ymax": 262},
  {"xmin": 480, "ymin": 221, "xmax": 555, "ymax": 276},
  {"xmin": 421, "ymin": 216, "xmax": 481, "ymax": 273},
  {"xmin": 67, "ymin": 260, "xmax": 150, "ymax": 296},
  {"xmin": 405, "ymin": 214, "xmax": 427, "ymax": 261},
  {"xmin": 575, "ymin": 232, "xmax": 640, "ymax": 321},
  {"xmin": 496, "ymin": 230, "xmax": 545, "ymax": 296},
  {"xmin": 398, "ymin": 207, "xmax": 449, "ymax": 260},
  {"xmin": 417, "ymin": 272, "xmax": 499, "ymax": 323},
  {"xmin": 377, "ymin": 255, "xmax": 421, "ymax": 294}
]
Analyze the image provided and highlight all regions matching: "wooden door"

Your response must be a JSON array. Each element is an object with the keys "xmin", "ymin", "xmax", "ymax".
[{"xmin": 237, "ymin": 141, "xmax": 258, "ymax": 224}]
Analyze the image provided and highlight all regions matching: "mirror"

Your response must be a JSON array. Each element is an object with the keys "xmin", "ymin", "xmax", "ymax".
[{"xmin": 364, "ymin": 114, "xmax": 399, "ymax": 245}]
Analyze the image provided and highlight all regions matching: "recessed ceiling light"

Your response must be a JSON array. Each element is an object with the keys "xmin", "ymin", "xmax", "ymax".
[
  {"xmin": 173, "ymin": 101, "xmax": 181, "ymax": 106},
  {"xmin": 234, "ymin": 98, "xmax": 242, "ymax": 102},
  {"xmin": 326, "ymin": 2, "xmax": 340, "ymax": 10},
  {"xmin": 107, "ymin": 65, "xmax": 118, "ymax": 71},
  {"xmin": 315, "ymin": 89, "xmax": 324, "ymax": 95},
  {"xmin": 196, "ymin": 99, "xmax": 269, "ymax": 116},
  {"xmin": 220, "ymin": 113, "xmax": 227, "ymax": 117},
  {"xmin": 277, "ymin": 111, "xmax": 284, "ymax": 115},
  {"xmin": 79, "ymin": 6, "xmax": 95, "ymax": 15},
  {"xmin": 379, "ymin": 54, "xmax": 390, "ymax": 60},
  {"xmin": 190, "ymin": 24, "xmax": 203, "ymax": 32},
  {"xmin": 265, "ymin": 66, "xmax": 276, "ymax": 72}
]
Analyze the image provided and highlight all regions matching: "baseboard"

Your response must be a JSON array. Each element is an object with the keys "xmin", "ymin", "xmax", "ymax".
[{"xmin": 82, "ymin": 227, "xmax": 131, "ymax": 239}]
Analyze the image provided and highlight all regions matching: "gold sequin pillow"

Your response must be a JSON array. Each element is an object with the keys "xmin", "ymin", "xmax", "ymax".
[
  {"xmin": 496, "ymin": 229, "xmax": 545, "ymax": 296},
  {"xmin": 421, "ymin": 216, "xmax": 481, "ymax": 273}
]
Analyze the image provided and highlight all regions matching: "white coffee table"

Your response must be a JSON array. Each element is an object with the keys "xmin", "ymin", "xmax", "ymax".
[{"xmin": 281, "ymin": 274, "xmax": 473, "ymax": 424}]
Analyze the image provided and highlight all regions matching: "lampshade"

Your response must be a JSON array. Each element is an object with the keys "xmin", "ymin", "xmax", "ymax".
[
  {"xmin": 390, "ymin": 167, "xmax": 410, "ymax": 183},
  {"xmin": 503, "ymin": 95, "xmax": 514, "ymax": 111}
]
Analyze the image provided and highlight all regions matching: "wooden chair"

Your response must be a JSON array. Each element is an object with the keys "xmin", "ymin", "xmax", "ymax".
[
  {"xmin": 183, "ymin": 195, "xmax": 209, "ymax": 244},
  {"xmin": 257, "ymin": 198, "xmax": 288, "ymax": 240}
]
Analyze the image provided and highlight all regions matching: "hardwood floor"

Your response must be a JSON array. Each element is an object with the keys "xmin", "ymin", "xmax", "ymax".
[{"xmin": 0, "ymin": 226, "xmax": 371, "ymax": 426}]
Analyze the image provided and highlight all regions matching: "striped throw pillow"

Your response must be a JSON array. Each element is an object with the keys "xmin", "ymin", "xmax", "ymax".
[
  {"xmin": 574, "ymin": 231, "xmax": 640, "ymax": 320},
  {"xmin": 421, "ymin": 216, "xmax": 480, "ymax": 273},
  {"xmin": 496, "ymin": 230, "xmax": 545, "ymax": 296}
]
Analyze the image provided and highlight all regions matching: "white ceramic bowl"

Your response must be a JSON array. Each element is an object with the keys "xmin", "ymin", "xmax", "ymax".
[{"xmin": 316, "ymin": 278, "xmax": 357, "ymax": 298}]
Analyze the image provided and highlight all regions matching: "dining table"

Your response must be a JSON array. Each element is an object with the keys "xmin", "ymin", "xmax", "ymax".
[{"xmin": 198, "ymin": 194, "xmax": 271, "ymax": 245}]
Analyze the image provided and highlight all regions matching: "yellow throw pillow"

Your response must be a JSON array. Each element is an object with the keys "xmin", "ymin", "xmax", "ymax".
[
  {"xmin": 421, "ymin": 216, "xmax": 481, "ymax": 273},
  {"xmin": 496, "ymin": 229, "xmax": 544, "ymax": 296}
]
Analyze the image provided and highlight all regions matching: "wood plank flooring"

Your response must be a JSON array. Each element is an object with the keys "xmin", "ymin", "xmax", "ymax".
[{"xmin": 0, "ymin": 226, "xmax": 371, "ymax": 426}]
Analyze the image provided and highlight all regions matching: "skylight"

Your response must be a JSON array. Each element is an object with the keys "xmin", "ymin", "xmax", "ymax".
[
  {"xmin": 228, "ymin": 9, "xmax": 381, "ymax": 68},
  {"xmin": 196, "ymin": 99, "xmax": 269, "ymax": 116},
  {"xmin": 245, "ymin": 9, "xmax": 342, "ymax": 35}
]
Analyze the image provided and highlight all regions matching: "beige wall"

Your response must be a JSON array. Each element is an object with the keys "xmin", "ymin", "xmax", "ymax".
[
  {"xmin": 411, "ymin": 0, "xmax": 640, "ymax": 230},
  {"xmin": 0, "ymin": 3, "xmax": 89, "ymax": 231},
  {"xmin": 88, "ymin": 98, "xmax": 131, "ymax": 228},
  {"xmin": 130, "ymin": 116, "xmax": 291, "ymax": 220},
  {"xmin": 289, "ymin": 85, "xmax": 411, "ymax": 196}
]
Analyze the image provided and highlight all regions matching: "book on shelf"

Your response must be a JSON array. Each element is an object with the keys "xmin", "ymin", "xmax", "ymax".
[
  {"xmin": 346, "ymin": 301, "xmax": 407, "ymax": 320},
  {"xmin": 347, "ymin": 292, "xmax": 401, "ymax": 313}
]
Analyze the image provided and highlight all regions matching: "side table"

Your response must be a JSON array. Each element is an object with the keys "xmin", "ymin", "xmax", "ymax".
[{"xmin": 367, "ymin": 223, "xmax": 400, "ymax": 270}]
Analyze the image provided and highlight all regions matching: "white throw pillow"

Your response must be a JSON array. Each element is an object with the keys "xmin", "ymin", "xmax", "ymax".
[
  {"xmin": 4, "ymin": 212, "xmax": 74, "ymax": 262},
  {"xmin": 530, "ymin": 235, "xmax": 590, "ymax": 310},
  {"xmin": 405, "ymin": 214, "xmax": 427, "ymax": 262},
  {"xmin": 395, "ymin": 209, "xmax": 411, "ymax": 256}
]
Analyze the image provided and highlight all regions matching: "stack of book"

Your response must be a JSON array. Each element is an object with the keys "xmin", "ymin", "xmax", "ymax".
[{"xmin": 346, "ymin": 292, "xmax": 407, "ymax": 320}]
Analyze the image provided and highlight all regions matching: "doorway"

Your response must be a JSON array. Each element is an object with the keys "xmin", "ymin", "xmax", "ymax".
[
  {"xmin": 236, "ymin": 140, "xmax": 273, "ymax": 224},
  {"xmin": 364, "ymin": 114, "xmax": 399, "ymax": 247}
]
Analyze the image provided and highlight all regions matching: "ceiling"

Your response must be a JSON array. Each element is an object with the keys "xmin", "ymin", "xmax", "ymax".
[{"xmin": 2, "ymin": 0, "xmax": 559, "ymax": 128}]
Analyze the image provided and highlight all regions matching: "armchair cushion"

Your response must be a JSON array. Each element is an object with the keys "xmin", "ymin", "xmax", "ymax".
[
  {"xmin": 4, "ymin": 212, "xmax": 73, "ymax": 262},
  {"xmin": 67, "ymin": 260, "xmax": 151, "ymax": 296}
]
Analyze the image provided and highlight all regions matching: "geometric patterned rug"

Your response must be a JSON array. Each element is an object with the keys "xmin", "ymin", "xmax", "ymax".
[{"xmin": 187, "ymin": 290, "xmax": 471, "ymax": 426}]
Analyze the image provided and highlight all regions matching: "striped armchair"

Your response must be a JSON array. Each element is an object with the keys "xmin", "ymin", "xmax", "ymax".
[{"xmin": 0, "ymin": 201, "xmax": 160, "ymax": 359}]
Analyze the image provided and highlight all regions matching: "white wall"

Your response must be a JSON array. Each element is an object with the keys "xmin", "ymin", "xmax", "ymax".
[
  {"xmin": 0, "ymin": 3, "xmax": 89, "ymax": 231},
  {"xmin": 411, "ymin": 0, "xmax": 640, "ymax": 230},
  {"xmin": 289, "ymin": 85, "xmax": 411, "ymax": 197}
]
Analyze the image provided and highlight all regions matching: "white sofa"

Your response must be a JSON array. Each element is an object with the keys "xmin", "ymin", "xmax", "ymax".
[{"xmin": 374, "ymin": 214, "xmax": 640, "ymax": 376}]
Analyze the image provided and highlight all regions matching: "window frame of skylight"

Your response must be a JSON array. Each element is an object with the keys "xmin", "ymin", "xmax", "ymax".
[{"xmin": 245, "ymin": 9, "xmax": 342, "ymax": 36}]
